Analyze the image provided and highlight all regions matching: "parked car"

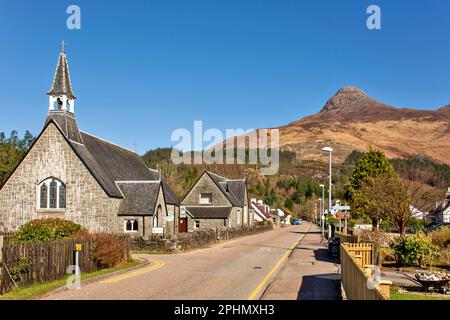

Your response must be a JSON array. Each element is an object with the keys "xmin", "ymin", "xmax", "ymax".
[{"xmin": 291, "ymin": 219, "xmax": 302, "ymax": 225}]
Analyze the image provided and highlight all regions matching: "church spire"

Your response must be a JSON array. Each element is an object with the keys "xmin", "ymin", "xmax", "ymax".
[{"xmin": 47, "ymin": 41, "xmax": 76, "ymax": 113}]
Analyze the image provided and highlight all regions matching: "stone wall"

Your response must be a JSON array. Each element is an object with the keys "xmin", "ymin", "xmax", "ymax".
[
  {"xmin": 131, "ymin": 222, "xmax": 273, "ymax": 252},
  {"xmin": 188, "ymin": 217, "xmax": 227, "ymax": 231},
  {"xmin": 0, "ymin": 123, "xmax": 122, "ymax": 233}
]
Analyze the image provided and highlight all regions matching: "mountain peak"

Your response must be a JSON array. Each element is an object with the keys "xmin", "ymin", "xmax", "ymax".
[
  {"xmin": 336, "ymin": 86, "xmax": 368, "ymax": 96},
  {"xmin": 319, "ymin": 86, "xmax": 385, "ymax": 114}
]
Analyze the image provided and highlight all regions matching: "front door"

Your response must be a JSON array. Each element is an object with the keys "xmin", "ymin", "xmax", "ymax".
[{"xmin": 178, "ymin": 218, "xmax": 188, "ymax": 233}]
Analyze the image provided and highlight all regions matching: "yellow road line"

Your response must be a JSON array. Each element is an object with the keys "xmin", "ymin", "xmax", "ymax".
[
  {"xmin": 101, "ymin": 259, "xmax": 165, "ymax": 283},
  {"xmin": 247, "ymin": 224, "xmax": 311, "ymax": 300}
]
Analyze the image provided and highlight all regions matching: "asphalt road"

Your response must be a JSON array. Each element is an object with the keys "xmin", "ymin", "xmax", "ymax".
[{"xmin": 42, "ymin": 223, "xmax": 310, "ymax": 300}]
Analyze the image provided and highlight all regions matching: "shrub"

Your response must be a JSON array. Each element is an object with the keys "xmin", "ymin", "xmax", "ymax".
[
  {"xmin": 359, "ymin": 229, "xmax": 391, "ymax": 248},
  {"xmin": 435, "ymin": 248, "xmax": 450, "ymax": 267},
  {"xmin": 430, "ymin": 227, "xmax": 450, "ymax": 249},
  {"xmin": 73, "ymin": 233, "xmax": 129, "ymax": 269},
  {"xmin": 390, "ymin": 232, "xmax": 439, "ymax": 268},
  {"xmin": 10, "ymin": 218, "xmax": 85, "ymax": 243},
  {"xmin": 9, "ymin": 258, "xmax": 31, "ymax": 283}
]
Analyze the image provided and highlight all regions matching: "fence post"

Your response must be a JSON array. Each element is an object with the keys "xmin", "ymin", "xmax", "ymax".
[{"xmin": 379, "ymin": 280, "xmax": 392, "ymax": 299}]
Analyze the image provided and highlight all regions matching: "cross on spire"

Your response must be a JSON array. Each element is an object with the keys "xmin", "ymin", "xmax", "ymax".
[{"xmin": 61, "ymin": 40, "xmax": 66, "ymax": 53}]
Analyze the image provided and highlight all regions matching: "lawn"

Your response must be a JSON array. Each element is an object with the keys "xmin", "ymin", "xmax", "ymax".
[
  {"xmin": 390, "ymin": 287, "xmax": 450, "ymax": 300},
  {"xmin": 0, "ymin": 259, "xmax": 142, "ymax": 300}
]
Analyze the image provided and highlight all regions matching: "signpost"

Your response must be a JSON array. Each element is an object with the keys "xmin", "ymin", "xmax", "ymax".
[
  {"xmin": 335, "ymin": 212, "xmax": 351, "ymax": 233},
  {"xmin": 74, "ymin": 243, "xmax": 82, "ymax": 289},
  {"xmin": 152, "ymin": 227, "xmax": 164, "ymax": 234}
]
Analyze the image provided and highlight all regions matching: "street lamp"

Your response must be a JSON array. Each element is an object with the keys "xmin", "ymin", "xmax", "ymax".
[
  {"xmin": 319, "ymin": 184, "xmax": 325, "ymax": 237},
  {"xmin": 322, "ymin": 146, "xmax": 333, "ymax": 238}
]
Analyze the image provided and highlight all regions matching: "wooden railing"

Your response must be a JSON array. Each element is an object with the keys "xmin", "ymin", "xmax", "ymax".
[
  {"xmin": 334, "ymin": 231, "xmax": 359, "ymax": 244},
  {"xmin": 340, "ymin": 243, "xmax": 391, "ymax": 300}
]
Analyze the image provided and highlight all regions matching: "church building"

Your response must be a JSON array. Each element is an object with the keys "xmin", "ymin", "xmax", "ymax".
[{"xmin": 0, "ymin": 47, "xmax": 179, "ymax": 238}]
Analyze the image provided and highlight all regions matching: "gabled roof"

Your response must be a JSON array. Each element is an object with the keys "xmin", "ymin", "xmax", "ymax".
[
  {"xmin": 185, "ymin": 206, "xmax": 232, "ymax": 219},
  {"xmin": 41, "ymin": 118, "xmax": 179, "ymax": 203},
  {"xmin": 44, "ymin": 111, "xmax": 83, "ymax": 143},
  {"xmin": 117, "ymin": 182, "xmax": 161, "ymax": 216},
  {"xmin": 250, "ymin": 201, "xmax": 271, "ymax": 219},
  {"xmin": 161, "ymin": 178, "xmax": 180, "ymax": 205},
  {"xmin": 206, "ymin": 171, "xmax": 246, "ymax": 207},
  {"xmin": 47, "ymin": 51, "xmax": 76, "ymax": 100}
]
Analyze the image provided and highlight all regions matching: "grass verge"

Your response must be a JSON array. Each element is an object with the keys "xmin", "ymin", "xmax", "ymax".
[
  {"xmin": 390, "ymin": 286, "xmax": 450, "ymax": 300},
  {"xmin": 0, "ymin": 259, "xmax": 142, "ymax": 300}
]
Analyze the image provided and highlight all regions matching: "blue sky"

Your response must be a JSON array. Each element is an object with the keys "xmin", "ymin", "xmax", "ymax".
[{"xmin": 1, "ymin": 0, "xmax": 450, "ymax": 154}]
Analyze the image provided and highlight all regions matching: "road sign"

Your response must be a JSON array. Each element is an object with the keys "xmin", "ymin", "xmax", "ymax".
[
  {"xmin": 152, "ymin": 227, "xmax": 164, "ymax": 234},
  {"xmin": 335, "ymin": 212, "xmax": 350, "ymax": 219}
]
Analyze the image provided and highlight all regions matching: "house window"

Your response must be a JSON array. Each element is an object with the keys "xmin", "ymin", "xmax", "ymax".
[
  {"xmin": 195, "ymin": 220, "xmax": 201, "ymax": 229},
  {"xmin": 38, "ymin": 178, "xmax": 66, "ymax": 210},
  {"xmin": 153, "ymin": 214, "xmax": 158, "ymax": 228},
  {"xmin": 124, "ymin": 219, "xmax": 138, "ymax": 232},
  {"xmin": 199, "ymin": 193, "xmax": 212, "ymax": 204}
]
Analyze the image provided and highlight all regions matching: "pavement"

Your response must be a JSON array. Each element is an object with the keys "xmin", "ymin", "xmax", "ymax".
[
  {"xmin": 381, "ymin": 270, "xmax": 420, "ymax": 287},
  {"xmin": 261, "ymin": 223, "xmax": 341, "ymax": 300},
  {"xmin": 42, "ymin": 223, "xmax": 312, "ymax": 300}
]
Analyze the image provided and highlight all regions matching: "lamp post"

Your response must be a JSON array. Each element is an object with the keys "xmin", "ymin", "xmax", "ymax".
[
  {"xmin": 322, "ymin": 147, "xmax": 333, "ymax": 239},
  {"xmin": 319, "ymin": 184, "xmax": 325, "ymax": 237},
  {"xmin": 322, "ymin": 147, "xmax": 333, "ymax": 213}
]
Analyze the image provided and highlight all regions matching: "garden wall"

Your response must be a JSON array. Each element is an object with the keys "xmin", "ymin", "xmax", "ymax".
[{"xmin": 132, "ymin": 223, "xmax": 273, "ymax": 252}]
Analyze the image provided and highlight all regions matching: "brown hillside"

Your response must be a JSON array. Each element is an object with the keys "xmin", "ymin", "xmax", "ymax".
[{"xmin": 276, "ymin": 87, "xmax": 450, "ymax": 164}]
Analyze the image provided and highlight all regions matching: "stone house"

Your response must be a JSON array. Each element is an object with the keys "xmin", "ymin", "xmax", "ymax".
[
  {"xmin": 0, "ymin": 48, "xmax": 179, "ymax": 238},
  {"xmin": 180, "ymin": 171, "xmax": 252, "ymax": 231},
  {"xmin": 430, "ymin": 187, "xmax": 450, "ymax": 224}
]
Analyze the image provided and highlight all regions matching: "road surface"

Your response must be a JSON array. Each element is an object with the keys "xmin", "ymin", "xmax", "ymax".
[{"xmin": 43, "ymin": 223, "xmax": 310, "ymax": 300}]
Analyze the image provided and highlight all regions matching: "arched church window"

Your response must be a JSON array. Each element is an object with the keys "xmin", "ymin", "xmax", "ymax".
[
  {"xmin": 59, "ymin": 184, "xmax": 66, "ymax": 208},
  {"xmin": 49, "ymin": 180, "xmax": 57, "ymax": 208},
  {"xmin": 40, "ymin": 184, "xmax": 48, "ymax": 209},
  {"xmin": 37, "ymin": 178, "xmax": 66, "ymax": 210}
]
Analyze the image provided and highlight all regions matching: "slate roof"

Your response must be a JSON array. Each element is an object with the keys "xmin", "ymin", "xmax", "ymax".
[
  {"xmin": 43, "ymin": 116, "xmax": 179, "ymax": 204},
  {"xmin": 206, "ymin": 171, "xmax": 246, "ymax": 207},
  {"xmin": 47, "ymin": 52, "xmax": 76, "ymax": 100},
  {"xmin": 117, "ymin": 182, "xmax": 161, "ymax": 216},
  {"xmin": 185, "ymin": 206, "xmax": 232, "ymax": 219},
  {"xmin": 44, "ymin": 111, "xmax": 82, "ymax": 143}
]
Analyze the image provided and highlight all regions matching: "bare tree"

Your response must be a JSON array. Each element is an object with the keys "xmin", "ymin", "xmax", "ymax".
[{"xmin": 359, "ymin": 173, "xmax": 412, "ymax": 236}]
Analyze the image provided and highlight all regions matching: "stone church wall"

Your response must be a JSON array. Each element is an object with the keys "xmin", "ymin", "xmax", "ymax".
[{"xmin": 0, "ymin": 123, "xmax": 121, "ymax": 233}]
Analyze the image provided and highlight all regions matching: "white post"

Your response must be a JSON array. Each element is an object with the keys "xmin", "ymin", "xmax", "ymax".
[{"xmin": 328, "ymin": 151, "xmax": 332, "ymax": 217}]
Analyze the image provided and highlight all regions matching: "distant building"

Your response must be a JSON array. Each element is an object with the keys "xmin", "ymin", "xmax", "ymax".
[
  {"xmin": 180, "ymin": 171, "xmax": 251, "ymax": 231},
  {"xmin": 430, "ymin": 188, "xmax": 450, "ymax": 224},
  {"xmin": 249, "ymin": 199, "xmax": 281, "ymax": 227}
]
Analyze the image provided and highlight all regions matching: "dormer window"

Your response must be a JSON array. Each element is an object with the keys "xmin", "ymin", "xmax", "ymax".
[{"xmin": 38, "ymin": 178, "xmax": 66, "ymax": 210}]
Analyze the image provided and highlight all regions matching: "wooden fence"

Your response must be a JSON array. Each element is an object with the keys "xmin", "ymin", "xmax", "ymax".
[
  {"xmin": 334, "ymin": 231, "xmax": 359, "ymax": 244},
  {"xmin": 0, "ymin": 236, "xmax": 130, "ymax": 294},
  {"xmin": 340, "ymin": 243, "xmax": 392, "ymax": 300}
]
